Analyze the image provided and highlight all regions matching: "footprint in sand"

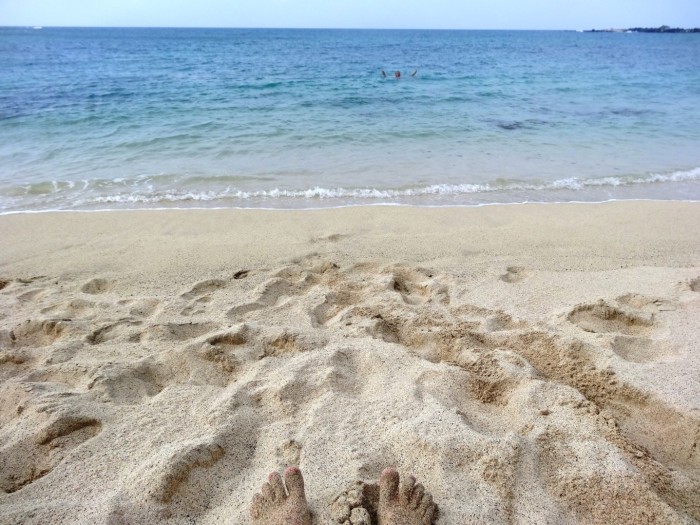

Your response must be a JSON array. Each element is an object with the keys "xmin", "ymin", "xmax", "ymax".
[
  {"xmin": 86, "ymin": 320, "xmax": 142, "ymax": 345},
  {"xmin": 567, "ymin": 300, "xmax": 654, "ymax": 336},
  {"xmin": 262, "ymin": 329, "xmax": 319, "ymax": 357},
  {"xmin": 389, "ymin": 268, "xmax": 433, "ymax": 306},
  {"xmin": 163, "ymin": 325, "xmax": 263, "ymax": 387},
  {"xmin": 276, "ymin": 439, "xmax": 302, "ymax": 466},
  {"xmin": 500, "ymin": 266, "xmax": 529, "ymax": 283},
  {"xmin": 688, "ymin": 277, "xmax": 700, "ymax": 292},
  {"xmin": 117, "ymin": 297, "xmax": 161, "ymax": 318},
  {"xmin": 23, "ymin": 363, "xmax": 92, "ymax": 390},
  {"xmin": 81, "ymin": 278, "xmax": 112, "ymax": 294},
  {"xmin": 41, "ymin": 298, "xmax": 95, "ymax": 319},
  {"xmin": 610, "ymin": 335, "xmax": 679, "ymax": 364},
  {"xmin": 310, "ymin": 291, "xmax": 360, "ymax": 327},
  {"xmin": 0, "ymin": 414, "xmax": 102, "ymax": 493},
  {"xmin": 311, "ymin": 233, "xmax": 348, "ymax": 243},
  {"xmin": 17, "ymin": 288, "xmax": 50, "ymax": 303},
  {"xmin": 125, "ymin": 437, "xmax": 225, "ymax": 503},
  {"xmin": 87, "ymin": 359, "xmax": 167, "ymax": 404},
  {"xmin": 193, "ymin": 328, "xmax": 250, "ymax": 377},
  {"xmin": 7, "ymin": 319, "xmax": 70, "ymax": 348},
  {"xmin": 181, "ymin": 279, "xmax": 227, "ymax": 300},
  {"xmin": 5, "ymin": 276, "xmax": 51, "ymax": 303},
  {"xmin": 228, "ymin": 278, "xmax": 302, "ymax": 318},
  {"xmin": 180, "ymin": 279, "xmax": 227, "ymax": 315},
  {"xmin": 616, "ymin": 293, "xmax": 674, "ymax": 312},
  {"xmin": 17, "ymin": 276, "xmax": 46, "ymax": 284},
  {"xmin": 0, "ymin": 349, "xmax": 31, "ymax": 383},
  {"xmin": 482, "ymin": 311, "xmax": 528, "ymax": 332},
  {"xmin": 181, "ymin": 296, "xmax": 212, "ymax": 316},
  {"xmin": 141, "ymin": 322, "xmax": 218, "ymax": 343}
]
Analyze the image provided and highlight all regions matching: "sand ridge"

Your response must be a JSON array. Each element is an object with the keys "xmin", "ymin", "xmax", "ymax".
[{"xmin": 0, "ymin": 204, "xmax": 699, "ymax": 524}]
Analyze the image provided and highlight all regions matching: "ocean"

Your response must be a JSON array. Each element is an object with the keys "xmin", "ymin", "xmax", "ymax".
[{"xmin": 1, "ymin": 27, "xmax": 699, "ymax": 213}]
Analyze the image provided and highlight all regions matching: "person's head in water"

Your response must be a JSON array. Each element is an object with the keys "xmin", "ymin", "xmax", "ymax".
[{"xmin": 395, "ymin": 71, "xmax": 401, "ymax": 79}]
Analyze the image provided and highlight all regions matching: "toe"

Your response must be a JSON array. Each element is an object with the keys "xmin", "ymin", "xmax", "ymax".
[
  {"xmin": 250, "ymin": 493, "xmax": 264, "ymax": 519},
  {"xmin": 418, "ymin": 493, "xmax": 433, "ymax": 516},
  {"xmin": 400, "ymin": 474, "xmax": 416, "ymax": 504},
  {"xmin": 422, "ymin": 503, "xmax": 437, "ymax": 524},
  {"xmin": 284, "ymin": 466, "xmax": 306, "ymax": 499},
  {"xmin": 262, "ymin": 482, "xmax": 274, "ymax": 501},
  {"xmin": 410, "ymin": 483, "xmax": 425, "ymax": 509},
  {"xmin": 379, "ymin": 468, "xmax": 400, "ymax": 504},
  {"xmin": 268, "ymin": 471, "xmax": 286, "ymax": 501}
]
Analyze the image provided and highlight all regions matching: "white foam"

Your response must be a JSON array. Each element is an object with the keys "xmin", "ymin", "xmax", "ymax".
[
  {"xmin": 4, "ymin": 167, "xmax": 700, "ymax": 214},
  {"xmin": 80, "ymin": 167, "xmax": 700, "ymax": 205}
]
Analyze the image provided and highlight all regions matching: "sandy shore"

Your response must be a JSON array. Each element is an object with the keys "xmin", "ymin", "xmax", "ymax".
[{"xmin": 1, "ymin": 202, "xmax": 699, "ymax": 524}]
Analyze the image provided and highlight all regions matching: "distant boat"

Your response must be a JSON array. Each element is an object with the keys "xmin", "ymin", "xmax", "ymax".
[{"xmin": 33, "ymin": 26, "xmax": 43, "ymax": 30}]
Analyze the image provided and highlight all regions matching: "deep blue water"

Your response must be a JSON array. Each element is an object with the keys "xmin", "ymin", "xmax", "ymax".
[{"xmin": 1, "ymin": 27, "xmax": 699, "ymax": 211}]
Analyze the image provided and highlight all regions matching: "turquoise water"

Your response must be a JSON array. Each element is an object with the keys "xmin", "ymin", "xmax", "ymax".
[{"xmin": 1, "ymin": 27, "xmax": 699, "ymax": 212}]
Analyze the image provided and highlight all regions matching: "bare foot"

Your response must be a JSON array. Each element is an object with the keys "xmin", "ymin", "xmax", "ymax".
[
  {"xmin": 250, "ymin": 466, "xmax": 312, "ymax": 525},
  {"xmin": 378, "ymin": 468, "xmax": 437, "ymax": 525}
]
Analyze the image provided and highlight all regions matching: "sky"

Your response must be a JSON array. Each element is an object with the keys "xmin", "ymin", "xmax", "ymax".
[{"xmin": 1, "ymin": 0, "xmax": 699, "ymax": 30}]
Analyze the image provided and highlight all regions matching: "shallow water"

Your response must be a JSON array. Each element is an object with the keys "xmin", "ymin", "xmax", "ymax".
[{"xmin": 1, "ymin": 27, "xmax": 699, "ymax": 212}]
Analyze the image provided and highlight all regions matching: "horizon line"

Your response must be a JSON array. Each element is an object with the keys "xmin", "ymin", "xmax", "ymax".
[{"xmin": 0, "ymin": 24, "xmax": 653, "ymax": 32}]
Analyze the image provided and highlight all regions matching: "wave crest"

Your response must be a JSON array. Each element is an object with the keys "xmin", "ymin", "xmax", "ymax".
[{"xmin": 85, "ymin": 167, "xmax": 700, "ymax": 204}]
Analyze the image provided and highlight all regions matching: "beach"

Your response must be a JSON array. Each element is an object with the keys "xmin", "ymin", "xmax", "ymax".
[{"xmin": 0, "ymin": 201, "xmax": 699, "ymax": 524}]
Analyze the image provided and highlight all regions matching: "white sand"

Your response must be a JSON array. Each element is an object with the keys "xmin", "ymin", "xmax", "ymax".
[{"xmin": 0, "ymin": 202, "xmax": 699, "ymax": 524}]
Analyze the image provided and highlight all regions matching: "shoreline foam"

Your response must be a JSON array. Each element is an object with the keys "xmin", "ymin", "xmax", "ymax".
[
  {"xmin": 2, "ymin": 195, "xmax": 700, "ymax": 217},
  {"xmin": 3, "ymin": 166, "xmax": 700, "ymax": 214}
]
